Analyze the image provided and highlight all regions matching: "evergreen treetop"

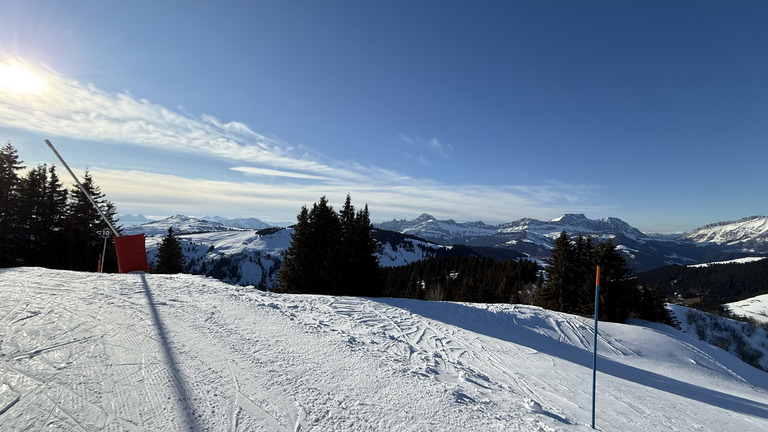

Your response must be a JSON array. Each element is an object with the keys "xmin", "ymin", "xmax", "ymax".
[
  {"xmin": 65, "ymin": 170, "xmax": 121, "ymax": 272},
  {"xmin": 278, "ymin": 195, "xmax": 380, "ymax": 296},
  {"xmin": 536, "ymin": 230, "xmax": 670, "ymax": 323},
  {"xmin": 155, "ymin": 227, "xmax": 185, "ymax": 274},
  {"xmin": 0, "ymin": 142, "xmax": 24, "ymax": 266}
]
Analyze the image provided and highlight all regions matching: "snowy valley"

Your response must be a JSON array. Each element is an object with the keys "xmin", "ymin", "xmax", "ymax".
[{"xmin": 121, "ymin": 213, "xmax": 768, "ymax": 290}]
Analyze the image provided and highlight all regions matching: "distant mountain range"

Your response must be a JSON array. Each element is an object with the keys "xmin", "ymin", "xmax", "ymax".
[
  {"xmin": 128, "ymin": 213, "xmax": 768, "ymax": 276},
  {"xmin": 122, "ymin": 214, "xmax": 275, "ymax": 236},
  {"xmin": 375, "ymin": 213, "xmax": 768, "ymax": 272},
  {"xmin": 201, "ymin": 216, "xmax": 275, "ymax": 230},
  {"xmin": 376, "ymin": 213, "xmax": 645, "ymax": 247},
  {"xmin": 681, "ymin": 215, "xmax": 768, "ymax": 250}
]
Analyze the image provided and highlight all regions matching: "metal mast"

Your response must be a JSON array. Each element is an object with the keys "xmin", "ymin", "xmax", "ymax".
[{"xmin": 44, "ymin": 139, "xmax": 120, "ymax": 237}]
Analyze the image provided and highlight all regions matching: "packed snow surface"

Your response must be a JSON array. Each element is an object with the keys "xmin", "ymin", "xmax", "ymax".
[{"xmin": 2, "ymin": 268, "xmax": 768, "ymax": 431}]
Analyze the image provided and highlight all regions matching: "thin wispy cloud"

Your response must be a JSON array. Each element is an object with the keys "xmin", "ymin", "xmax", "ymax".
[
  {"xmin": 1, "ymin": 57, "xmax": 601, "ymax": 222},
  {"xmin": 0, "ymin": 58, "xmax": 337, "ymax": 177},
  {"xmin": 92, "ymin": 167, "xmax": 607, "ymax": 223},
  {"xmin": 398, "ymin": 134, "xmax": 451, "ymax": 154},
  {"xmin": 231, "ymin": 166, "xmax": 331, "ymax": 181},
  {"xmin": 398, "ymin": 133, "xmax": 453, "ymax": 167},
  {"xmin": 427, "ymin": 137, "xmax": 452, "ymax": 158}
]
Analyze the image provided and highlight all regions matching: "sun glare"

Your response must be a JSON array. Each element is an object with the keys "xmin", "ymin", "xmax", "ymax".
[{"xmin": 0, "ymin": 61, "xmax": 47, "ymax": 95}]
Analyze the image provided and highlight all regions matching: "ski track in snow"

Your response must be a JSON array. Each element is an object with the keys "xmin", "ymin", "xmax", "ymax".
[{"xmin": 2, "ymin": 268, "xmax": 768, "ymax": 431}]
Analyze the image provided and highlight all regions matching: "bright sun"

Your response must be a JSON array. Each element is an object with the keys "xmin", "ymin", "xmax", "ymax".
[{"xmin": 0, "ymin": 60, "xmax": 48, "ymax": 95}]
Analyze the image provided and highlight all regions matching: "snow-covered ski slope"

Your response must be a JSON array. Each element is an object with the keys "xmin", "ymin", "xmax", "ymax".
[
  {"xmin": 1, "ymin": 268, "xmax": 767, "ymax": 431},
  {"xmin": 727, "ymin": 294, "xmax": 768, "ymax": 325}
]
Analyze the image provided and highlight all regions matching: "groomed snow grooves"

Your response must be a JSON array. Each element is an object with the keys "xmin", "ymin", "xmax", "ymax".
[{"xmin": 1, "ymin": 268, "xmax": 767, "ymax": 431}]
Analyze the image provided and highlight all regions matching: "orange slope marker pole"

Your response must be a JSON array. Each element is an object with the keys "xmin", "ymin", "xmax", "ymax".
[{"xmin": 592, "ymin": 265, "xmax": 600, "ymax": 429}]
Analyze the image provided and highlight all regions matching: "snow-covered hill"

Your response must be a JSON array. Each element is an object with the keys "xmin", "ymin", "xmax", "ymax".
[
  {"xmin": 669, "ymin": 304, "xmax": 768, "ymax": 371},
  {"xmin": 726, "ymin": 294, "xmax": 768, "ymax": 325},
  {"xmin": 143, "ymin": 228, "xmax": 290, "ymax": 289},
  {"xmin": 2, "ymin": 268, "xmax": 767, "ymax": 431},
  {"xmin": 682, "ymin": 215, "xmax": 768, "ymax": 251},
  {"xmin": 124, "ymin": 214, "xmax": 249, "ymax": 236},
  {"xmin": 141, "ymin": 227, "xmax": 445, "ymax": 289},
  {"xmin": 688, "ymin": 256, "xmax": 767, "ymax": 268}
]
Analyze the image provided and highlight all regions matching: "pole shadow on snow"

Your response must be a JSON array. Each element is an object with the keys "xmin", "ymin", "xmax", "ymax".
[
  {"xmin": 374, "ymin": 298, "xmax": 768, "ymax": 421},
  {"xmin": 140, "ymin": 273, "xmax": 202, "ymax": 432}
]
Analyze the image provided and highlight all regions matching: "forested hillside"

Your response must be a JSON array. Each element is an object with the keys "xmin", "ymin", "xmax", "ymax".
[
  {"xmin": 636, "ymin": 258, "xmax": 768, "ymax": 312},
  {"xmin": 380, "ymin": 254, "xmax": 540, "ymax": 303}
]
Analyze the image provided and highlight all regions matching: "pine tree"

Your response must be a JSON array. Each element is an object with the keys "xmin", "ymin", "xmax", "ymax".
[
  {"xmin": 155, "ymin": 227, "xmax": 185, "ymax": 274},
  {"xmin": 17, "ymin": 165, "xmax": 48, "ymax": 265},
  {"xmin": 307, "ymin": 196, "xmax": 341, "ymax": 294},
  {"xmin": 593, "ymin": 239, "xmax": 636, "ymax": 322},
  {"xmin": 278, "ymin": 195, "xmax": 380, "ymax": 296},
  {"xmin": 15, "ymin": 164, "xmax": 70, "ymax": 267},
  {"xmin": 0, "ymin": 141, "xmax": 24, "ymax": 267},
  {"xmin": 535, "ymin": 231, "xmax": 651, "ymax": 322},
  {"xmin": 574, "ymin": 235, "xmax": 596, "ymax": 314},
  {"xmin": 65, "ymin": 170, "xmax": 120, "ymax": 271},
  {"xmin": 279, "ymin": 205, "xmax": 311, "ymax": 293},
  {"xmin": 43, "ymin": 166, "xmax": 69, "ymax": 268},
  {"xmin": 347, "ymin": 204, "xmax": 381, "ymax": 296},
  {"xmin": 637, "ymin": 284, "xmax": 673, "ymax": 324},
  {"xmin": 538, "ymin": 231, "xmax": 578, "ymax": 312},
  {"xmin": 338, "ymin": 195, "xmax": 357, "ymax": 295}
]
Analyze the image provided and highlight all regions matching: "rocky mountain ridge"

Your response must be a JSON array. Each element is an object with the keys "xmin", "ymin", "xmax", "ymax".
[
  {"xmin": 681, "ymin": 215, "xmax": 768, "ymax": 250},
  {"xmin": 376, "ymin": 213, "xmax": 768, "ymax": 272}
]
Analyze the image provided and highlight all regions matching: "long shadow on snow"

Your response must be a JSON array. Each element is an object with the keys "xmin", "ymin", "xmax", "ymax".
[
  {"xmin": 374, "ymin": 297, "xmax": 768, "ymax": 420},
  {"xmin": 140, "ymin": 273, "xmax": 202, "ymax": 432}
]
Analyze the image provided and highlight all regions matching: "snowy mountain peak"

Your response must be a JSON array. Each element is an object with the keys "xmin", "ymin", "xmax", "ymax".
[
  {"xmin": 546, "ymin": 214, "xmax": 640, "ymax": 235},
  {"xmin": 550, "ymin": 213, "xmax": 588, "ymax": 223},
  {"xmin": 118, "ymin": 213, "xmax": 152, "ymax": 226},
  {"xmin": 415, "ymin": 213, "xmax": 437, "ymax": 222}
]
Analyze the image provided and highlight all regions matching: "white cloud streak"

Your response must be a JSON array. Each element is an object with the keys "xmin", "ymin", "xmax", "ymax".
[
  {"xmin": 91, "ymin": 167, "xmax": 607, "ymax": 223},
  {"xmin": 1, "ymin": 57, "xmax": 602, "ymax": 222},
  {"xmin": 231, "ymin": 166, "xmax": 331, "ymax": 180}
]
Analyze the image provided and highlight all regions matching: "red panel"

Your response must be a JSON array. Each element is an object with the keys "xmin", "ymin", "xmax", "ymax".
[{"xmin": 114, "ymin": 234, "xmax": 150, "ymax": 273}]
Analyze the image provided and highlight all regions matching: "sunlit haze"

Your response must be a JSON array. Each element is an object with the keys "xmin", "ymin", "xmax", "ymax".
[{"xmin": 0, "ymin": 59, "xmax": 47, "ymax": 94}]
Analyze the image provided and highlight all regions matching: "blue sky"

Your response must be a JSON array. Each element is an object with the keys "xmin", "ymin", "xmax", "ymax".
[{"xmin": 1, "ymin": 1, "xmax": 766, "ymax": 232}]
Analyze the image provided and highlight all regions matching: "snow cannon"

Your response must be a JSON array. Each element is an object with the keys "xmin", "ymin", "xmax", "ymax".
[{"xmin": 45, "ymin": 139, "xmax": 150, "ymax": 273}]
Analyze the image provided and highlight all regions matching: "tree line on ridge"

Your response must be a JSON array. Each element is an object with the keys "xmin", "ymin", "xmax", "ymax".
[{"xmin": 0, "ymin": 142, "xmax": 121, "ymax": 271}]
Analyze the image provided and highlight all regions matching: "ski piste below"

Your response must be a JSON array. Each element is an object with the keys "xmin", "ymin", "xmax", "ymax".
[{"xmin": 1, "ymin": 267, "xmax": 767, "ymax": 431}]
